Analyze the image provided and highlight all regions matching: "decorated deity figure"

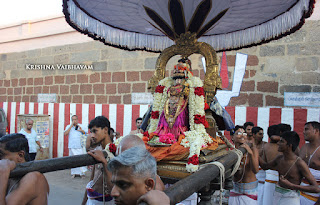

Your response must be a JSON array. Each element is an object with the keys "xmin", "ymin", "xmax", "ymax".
[
  {"xmin": 144, "ymin": 58, "xmax": 220, "ymax": 172},
  {"xmin": 153, "ymin": 59, "xmax": 191, "ymax": 141}
]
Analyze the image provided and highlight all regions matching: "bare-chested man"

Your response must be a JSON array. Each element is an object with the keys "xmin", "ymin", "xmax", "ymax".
[
  {"xmin": 244, "ymin": 122, "xmax": 254, "ymax": 144},
  {"xmin": 229, "ymin": 125, "xmax": 259, "ymax": 205},
  {"xmin": 0, "ymin": 133, "xmax": 49, "ymax": 205},
  {"xmin": 260, "ymin": 124, "xmax": 281, "ymax": 205},
  {"xmin": 82, "ymin": 120, "xmax": 165, "ymax": 205},
  {"xmin": 299, "ymin": 121, "xmax": 320, "ymax": 205},
  {"xmin": 260, "ymin": 131, "xmax": 320, "ymax": 204},
  {"xmin": 82, "ymin": 116, "xmax": 114, "ymax": 205},
  {"xmin": 252, "ymin": 126, "xmax": 265, "ymax": 204}
]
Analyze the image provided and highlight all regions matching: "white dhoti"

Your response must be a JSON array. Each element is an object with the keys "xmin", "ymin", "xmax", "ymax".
[
  {"xmin": 229, "ymin": 180, "xmax": 258, "ymax": 205},
  {"xmin": 262, "ymin": 169, "xmax": 278, "ymax": 205},
  {"xmin": 256, "ymin": 167, "xmax": 266, "ymax": 205},
  {"xmin": 300, "ymin": 168, "xmax": 320, "ymax": 205},
  {"xmin": 273, "ymin": 185, "xmax": 300, "ymax": 205},
  {"xmin": 69, "ymin": 148, "xmax": 87, "ymax": 175},
  {"xmin": 87, "ymin": 198, "xmax": 115, "ymax": 205}
]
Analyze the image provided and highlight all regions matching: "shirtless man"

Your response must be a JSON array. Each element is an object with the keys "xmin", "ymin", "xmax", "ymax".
[
  {"xmin": 91, "ymin": 135, "xmax": 165, "ymax": 191},
  {"xmin": 244, "ymin": 122, "xmax": 254, "ymax": 144},
  {"xmin": 0, "ymin": 133, "xmax": 49, "ymax": 205},
  {"xmin": 82, "ymin": 116, "xmax": 114, "ymax": 205},
  {"xmin": 252, "ymin": 126, "xmax": 265, "ymax": 205},
  {"xmin": 299, "ymin": 121, "xmax": 320, "ymax": 205},
  {"xmin": 129, "ymin": 117, "xmax": 143, "ymax": 135},
  {"xmin": 260, "ymin": 124, "xmax": 281, "ymax": 205},
  {"xmin": 260, "ymin": 131, "xmax": 320, "ymax": 204},
  {"xmin": 229, "ymin": 125, "xmax": 259, "ymax": 205}
]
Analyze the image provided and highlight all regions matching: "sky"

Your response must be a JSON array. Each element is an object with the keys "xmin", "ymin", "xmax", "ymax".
[
  {"xmin": 0, "ymin": 0, "xmax": 318, "ymax": 27},
  {"xmin": 0, "ymin": 0, "xmax": 63, "ymax": 27}
]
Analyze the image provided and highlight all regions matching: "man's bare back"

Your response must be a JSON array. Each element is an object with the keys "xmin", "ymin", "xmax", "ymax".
[{"xmin": 263, "ymin": 142, "xmax": 280, "ymax": 163}]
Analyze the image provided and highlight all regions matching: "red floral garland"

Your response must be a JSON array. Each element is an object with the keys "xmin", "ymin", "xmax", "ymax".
[
  {"xmin": 109, "ymin": 143, "xmax": 117, "ymax": 154},
  {"xmin": 187, "ymin": 154, "xmax": 199, "ymax": 165},
  {"xmin": 151, "ymin": 111, "xmax": 159, "ymax": 119},
  {"xmin": 194, "ymin": 114, "xmax": 209, "ymax": 128},
  {"xmin": 194, "ymin": 87, "xmax": 205, "ymax": 96},
  {"xmin": 155, "ymin": 85, "xmax": 165, "ymax": 93}
]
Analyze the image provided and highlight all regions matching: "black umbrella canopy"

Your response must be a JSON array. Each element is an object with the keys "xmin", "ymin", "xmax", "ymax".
[{"xmin": 63, "ymin": 0, "xmax": 315, "ymax": 52}]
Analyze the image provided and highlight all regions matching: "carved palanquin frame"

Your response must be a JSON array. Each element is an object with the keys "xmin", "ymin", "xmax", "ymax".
[{"xmin": 147, "ymin": 33, "xmax": 222, "ymax": 105}]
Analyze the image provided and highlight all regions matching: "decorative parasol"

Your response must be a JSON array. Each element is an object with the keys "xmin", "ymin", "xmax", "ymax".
[{"xmin": 63, "ymin": 0, "xmax": 315, "ymax": 52}]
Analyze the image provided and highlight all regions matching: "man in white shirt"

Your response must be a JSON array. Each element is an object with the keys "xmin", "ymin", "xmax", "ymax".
[
  {"xmin": 64, "ymin": 115, "xmax": 87, "ymax": 178},
  {"xmin": 19, "ymin": 119, "xmax": 43, "ymax": 161}
]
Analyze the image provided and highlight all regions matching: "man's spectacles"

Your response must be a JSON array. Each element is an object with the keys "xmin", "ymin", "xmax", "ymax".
[{"xmin": 236, "ymin": 132, "xmax": 247, "ymax": 136}]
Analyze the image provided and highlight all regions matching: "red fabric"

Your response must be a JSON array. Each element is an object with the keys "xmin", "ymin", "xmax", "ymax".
[
  {"xmin": 220, "ymin": 51, "xmax": 229, "ymax": 89},
  {"xmin": 229, "ymin": 192, "xmax": 257, "ymax": 200}
]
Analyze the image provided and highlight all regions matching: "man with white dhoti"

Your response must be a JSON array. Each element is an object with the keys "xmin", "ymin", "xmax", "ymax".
[
  {"xmin": 253, "ymin": 126, "xmax": 266, "ymax": 205},
  {"xmin": 260, "ymin": 125, "xmax": 281, "ymax": 205},
  {"xmin": 299, "ymin": 121, "xmax": 320, "ymax": 205},
  {"xmin": 229, "ymin": 126, "xmax": 259, "ymax": 205},
  {"xmin": 260, "ymin": 131, "xmax": 320, "ymax": 205},
  {"xmin": 64, "ymin": 115, "xmax": 87, "ymax": 178}
]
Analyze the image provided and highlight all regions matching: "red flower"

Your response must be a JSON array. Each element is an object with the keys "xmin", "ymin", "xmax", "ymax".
[
  {"xmin": 187, "ymin": 154, "xmax": 199, "ymax": 165},
  {"xmin": 194, "ymin": 87, "xmax": 205, "ymax": 96},
  {"xmin": 155, "ymin": 85, "xmax": 165, "ymax": 93},
  {"xmin": 143, "ymin": 131, "xmax": 150, "ymax": 138},
  {"xmin": 109, "ymin": 143, "xmax": 117, "ymax": 153},
  {"xmin": 151, "ymin": 111, "xmax": 159, "ymax": 119},
  {"xmin": 194, "ymin": 115, "xmax": 209, "ymax": 128}
]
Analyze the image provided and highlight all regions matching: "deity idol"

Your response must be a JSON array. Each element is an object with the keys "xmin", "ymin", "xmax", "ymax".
[
  {"xmin": 144, "ymin": 58, "xmax": 219, "ymax": 172},
  {"xmin": 153, "ymin": 59, "xmax": 191, "ymax": 140}
]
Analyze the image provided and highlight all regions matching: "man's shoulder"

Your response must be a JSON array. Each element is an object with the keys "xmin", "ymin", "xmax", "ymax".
[
  {"xmin": 21, "ymin": 171, "xmax": 48, "ymax": 186},
  {"xmin": 18, "ymin": 128, "xmax": 25, "ymax": 133}
]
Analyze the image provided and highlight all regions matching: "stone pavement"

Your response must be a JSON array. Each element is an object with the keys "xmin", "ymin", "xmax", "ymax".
[{"xmin": 44, "ymin": 169, "xmax": 89, "ymax": 205}]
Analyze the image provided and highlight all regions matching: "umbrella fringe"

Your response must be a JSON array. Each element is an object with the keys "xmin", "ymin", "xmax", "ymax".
[
  {"xmin": 66, "ymin": 0, "xmax": 313, "ymax": 52},
  {"xmin": 67, "ymin": 0, "xmax": 174, "ymax": 52},
  {"xmin": 200, "ymin": 0, "xmax": 311, "ymax": 51}
]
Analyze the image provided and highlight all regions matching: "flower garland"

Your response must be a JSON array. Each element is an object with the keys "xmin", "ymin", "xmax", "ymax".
[
  {"xmin": 104, "ymin": 143, "xmax": 117, "ymax": 161},
  {"xmin": 148, "ymin": 77, "xmax": 173, "ymax": 133},
  {"xmin": 148, "ymin": 74, "xmax": 212, "ymax": 172}
]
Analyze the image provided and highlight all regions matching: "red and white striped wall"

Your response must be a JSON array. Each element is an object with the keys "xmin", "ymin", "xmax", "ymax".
[{"xmin": 0, "ymin": 102, "xmax": 319, "ymax": 158}]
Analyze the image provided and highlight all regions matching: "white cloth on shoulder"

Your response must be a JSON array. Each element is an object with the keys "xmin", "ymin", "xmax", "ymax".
[
  {"xmin": 262, "ymin": 169, "xmax": 278, "ymax": 205},
  {"xmin": 273, "ymin": 184, "xmax": 300, "ymax": 205},
  {"xmin": 300, "ymin": 168, "xmax": 320, "ymax": 204}
]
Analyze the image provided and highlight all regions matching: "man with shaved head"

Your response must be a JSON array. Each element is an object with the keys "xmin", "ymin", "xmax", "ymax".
[
  {"xmin": 83, "ymin": 123, "xmax": 165, "ymax": 205},
  {"xmin": 116, "ymin": 135, "xmax": 146, "ymax": 155}
]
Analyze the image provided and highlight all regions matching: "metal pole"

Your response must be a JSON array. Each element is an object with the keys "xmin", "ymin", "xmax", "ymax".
[{"xmin": 10, "ymin": 151, "xmax": 108, "ymax": 178}]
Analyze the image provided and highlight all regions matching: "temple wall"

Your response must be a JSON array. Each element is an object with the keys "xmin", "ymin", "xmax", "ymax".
[{"xmin": 0, "ymin": 16, "xmax": 319, "ymax": 108}]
